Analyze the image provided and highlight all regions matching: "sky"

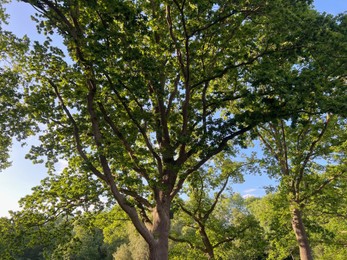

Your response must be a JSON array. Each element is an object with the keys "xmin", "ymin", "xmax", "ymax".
[{"xmin": 0, "ymin": 1, "xmax": 346, "ymax": 217}]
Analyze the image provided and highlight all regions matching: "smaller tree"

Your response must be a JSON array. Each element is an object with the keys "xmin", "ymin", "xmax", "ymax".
[
  {"xmin": 169, "ymin": 155, "xmax": 266, "ymax": 259},
  {"xmin": 3, "ymin": 164, "xmax": 110, "ymax": 259},
  {"xmin": 255, "ymin": 114, "xmax": 347, "ymax": 260},
  {"xmin": 0, "ymin": 209, "xmax": 75, "ymax": 260}
]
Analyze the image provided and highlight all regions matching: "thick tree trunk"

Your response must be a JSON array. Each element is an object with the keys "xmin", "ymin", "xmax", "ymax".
[
  {"xmin": 291, "ymin": 207, "xmax": 313, "ymax": 260},
  {"xmin": 148, "ymin": 197, "xmax": 171, "ymax": 260}
]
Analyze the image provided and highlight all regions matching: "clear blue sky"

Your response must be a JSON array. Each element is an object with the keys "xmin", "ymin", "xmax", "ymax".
[{"xmin": 0, "ymin": 1, "xmax": 346, "ymax": 217}]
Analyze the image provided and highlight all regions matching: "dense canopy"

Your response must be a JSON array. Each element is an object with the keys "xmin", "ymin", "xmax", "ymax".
[{"xmin": 0, "ymin": 0, "xmax": 346, "ymax": 259}]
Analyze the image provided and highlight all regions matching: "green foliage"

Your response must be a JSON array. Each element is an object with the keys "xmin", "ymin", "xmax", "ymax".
[
  {"xmin": 0, "ymin": 216, "xmax": 21, "ymax": 259},
  {"xmin": 312, "ymin": 216, "xmax": 347, "ymax": 260},
  {"xmin": 112, "ymin": 222, "xmax": 149, "ymax": 260},
  {"xmin": 11, "ymin": 0, "xmax": 344, "ymax": 206},
  {"xmin": 170, "ymin": 159, "xmax": 266, "ymax": 259},
  {"xmin": 253, "ymin": 114, "xmax": 347, "ymax": 258},
  {"xmin": 0, "ymin": 210, "xmax": 74, "ymax": 259},
  {"xmin": 0, "ymin": 0, "xmax": 346, "ymax": 258},
  {"xmin": 18, "ymin": 167, "xmax": 108, "ymax": 218},
  {"xmin": 248, "ymin": 194, "xmax": 298, "ymax": 259},
  {"xmin": 170, "ymin": 193, "xmax": 267, "ymax": 259},
  {"xmin": 249, "ymin": 186, "xmax": 347, "ymax": 260},
  {"xmin": 50, "ymin": 220, "xmax": 112, "ymax": 260},
  {"xmin": 0, "ymin": 25, "xmax": 33, "ymax": 171},
  {"xmin": 0, "ymin": 165, "xmax": 115, "ymax": 259},
  {"xmin": 0, "ymin": 206, "xmax": 131, "ymax": 260}
]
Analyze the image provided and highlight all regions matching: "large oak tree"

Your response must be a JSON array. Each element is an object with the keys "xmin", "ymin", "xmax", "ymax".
[{"xmin": 1, "ymin": 0, "xmax": 345, "ymax": 258}]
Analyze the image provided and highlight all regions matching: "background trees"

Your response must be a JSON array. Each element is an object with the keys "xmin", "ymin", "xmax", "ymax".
[{"xmin": 255, "ymin": 115, "xmax": 346, "ymax": 260}]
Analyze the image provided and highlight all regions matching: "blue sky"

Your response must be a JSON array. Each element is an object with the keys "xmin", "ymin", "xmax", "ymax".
[{"xmin": 0, "ymin": 1, "xmax": 346, "ymax": 217}]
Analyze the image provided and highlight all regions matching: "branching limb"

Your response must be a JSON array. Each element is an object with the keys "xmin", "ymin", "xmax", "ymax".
[
  {"xmin": 169, "ymin": 235, "xmax": 205, "ymax": 252},
  {"xmin": 166, "ymin": 5, "xmax": 186, "ymax": 79},
  {"xmin": 49, "ymin": 79, "xmax": 107, "ymax": 182},
  {"xmin": 166, "ymin": 73, "xmax": 180, "ymax": 117},
  {"xmin": 299, "ymin": 115, "xmax": 332, "ymax": 176},
  {"xmin": 212, "ymin": 225, "xmax": 250, "ymax": 249},
  {"xmin": 295, "ymin": 115, "xmax": 332, "ymax": 196},
  {"xmin": 171, "ymin": 125, "xmax": 253, "ymax": 199},
  {"xmin": 119, "ymin": 188, "xmax": 153, "ymax": 209},
  {"xmin": 301, "ymin": 170, "xmax": 346, "ymax": 202},
  {"xmin": 104, "ymin": 74, "xmax": 162, "ymax": 179},
  {"xmin": 202, "ymin": 175, "xmax": 230, "ymax": 222},
  {"xmin": 98, "ymin": 102, "xmax": 151, "ymax": 181},
  {"xmin": 85, "ymin": 78, "xmax": 156, "ymax": 248}
]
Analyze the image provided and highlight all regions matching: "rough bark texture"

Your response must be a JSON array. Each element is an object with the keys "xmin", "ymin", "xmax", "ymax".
[
  {"xmin": 149, "ymin": 196, "xmax": 171, "ymax": 260},
  {"xmin": 291, "ymin": 207, "xmax": 313, "ymax": 260}
]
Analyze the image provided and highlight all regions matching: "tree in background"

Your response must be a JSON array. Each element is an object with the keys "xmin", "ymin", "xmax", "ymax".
[
  {"xmin": 254, "ymin": 114, "xmax": 347, "ymax": 260},
  {"xmin": 0, "ymin": 210, "xmax": 74, "ymax": 259},
  {"xmin": 170, "ymin": 191, "xmax": 266, "ymax": 260},
  {"xmin": 307, "ymin": 172, "xmax": 347, "ymax": 260},
  {"xmin": 249, "ymin": 178, "xmax": 347, "ymax": 260},
  {"xmin": 248, "ymin": 11, "xmax": 347, "ymax": 260},
  {"xmin": 1, "ymin": 0, "xmax": 345, "ymax": 258},
  {"xmin": 112, "ymin": 223, "xmax": 149, "ymax": 260},
  {"xmin": 0, "ymin": 204, "xmax": 128, "ymax": 259},
  {"xmin": 249, "ymin": 193, "xmax": 303, "ymax": 259},
  {"xmin": 0, "ymin": 217, "xmax": 22, "ymax": 259},
  {"xmin": 169, "ymin": 153, "xmax": 266, "ymax": 259}
]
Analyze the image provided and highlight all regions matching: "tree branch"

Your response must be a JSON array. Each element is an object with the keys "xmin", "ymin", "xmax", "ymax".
[
  {"xmin": 296, "ymin": 115, "xmax": 332, "ymax": 196},
  {"xmin": 212, "ymin": 224, "xmax": 250, "ymax": 249},
  {"xmin": 98, "ymin": 102, "xmax": 151, "ymax": 181},
  {"xmin": 171, "ymin": 125, "xmax": 253, "ymax": 199},
  {"xmin": 49, "ymin": 79, "xmax": 107, "ymax": 182},
  {"xmin": 104, "ymin": 74, "xmax": 161, "ymax": 178},
  {"xmin": 301, "ymin": 170, "xmax": 346, "ymax": 202},
  {"xmin": 119, "ymin": 188, "xmax": 153, "ymax": 209},
  {"xmin": 169, "ymin": 235, "xmax": 205, "ymax": 251},
  {"xmin": 203, "ymin": 175, "xmax": 230, "ymax": 222}
]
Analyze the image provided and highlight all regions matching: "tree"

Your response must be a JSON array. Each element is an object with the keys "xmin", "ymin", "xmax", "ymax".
[
  {"xmin": 170, "ymin": 190, "xmax": 266, "ymax": 260},
  {"xmin": 308, "ymin": 174, "xmax": 347, "ymax": 260},
  {"xmin": 249, "ymin": 193, "xmax": 301, "ymax": 259},
  {"xmin": 50, "ymin": 219, "xmax": 113, "ymax": 259},
  {"xmin": 0, "ymin": 216, "xmax": 21, "ymax": 259},
  {"xmin": 2, "ymin": 0, "xmax": 345, "ymax": 258},
  {"xmin": 255, "ymin": 114, "xmax": 347, "ymax": 260},
  {"xmin": 249, "ymin": 12, "xmax": 347, "ymax": 260},
  {"xmin": 112, "ymin": 222, "xmax": 149, "ymax": 260},
  {"xmin": 249, "ymin": 175, "xmax": 347, "ymax": 260},
  {"xmin": 0, "ymin": 210, "xmax": 74, "ymax": 260},
  {"xmin": 169, "ymin": 154, "xmax": 265, "ymax": 259},
  {"xmin": 0, "ymin": 164, "xmax": 111, "ymax": 259}
]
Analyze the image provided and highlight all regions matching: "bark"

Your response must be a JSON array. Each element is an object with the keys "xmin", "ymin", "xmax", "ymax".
[
  {"xmin": 199, "ymin": 225, "xmax": 214, "ymax": 260},
  {"xmin": 291, "ymin": 207, "xmax": 313, "ymax": 260},
  {"xmin": 148, "ymin": 195, "xmax": 171, "ymax": 260}
]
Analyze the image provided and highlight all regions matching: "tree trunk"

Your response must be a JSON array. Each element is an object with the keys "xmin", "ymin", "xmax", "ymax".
[
  {"xmin": 199, "ymin": 225, "xmax": 214, "ymax": 259},
  {"xmin": 148, "ymin": 196, "xmax": 171, "ymax": 260},
  {"xmin": 291, "ymin": 207, "xmax": 313, "ymax": 260}
]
